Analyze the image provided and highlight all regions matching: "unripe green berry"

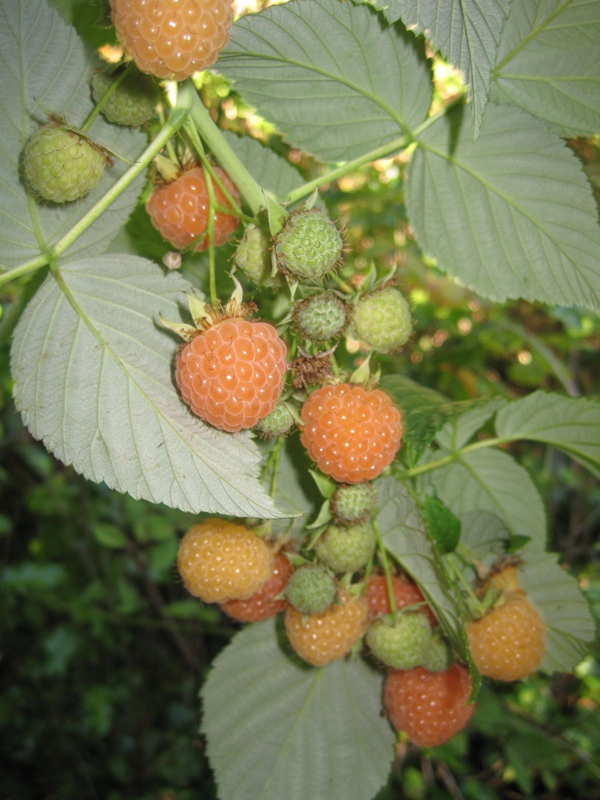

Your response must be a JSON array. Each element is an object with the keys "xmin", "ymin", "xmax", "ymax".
[
  {"xmin": 255, "ymin": 403, "xmax": 295, "ymax": 437},
  {"xmin": 420, "ymin": 635, "xmax": 452, "ymax": 672},
  {"xmin": 294, "ymin": 293, "xmax": 347, "ymax": 341},
  {"xmin": 25, "ymin": 125, "xmax": 108, "ymax": 203},
  {"xmin": 285, "ymin": 565, "xmax": 336, "ymax": 615},
  {"xmin": 367, "ymin": 613, "xmax": 432, "ymax": 670},
  {"xmin": 331, "ymin": 483, "xmax": 376, "ymax": 524},
  {"xmin": 352, "ymin": 287, "xmax": 412, "ymax": 352},
  {"xmin": 92, "ymin": 68, "xmax": 159, "ymax": 127},
  {"xmin": 234, "ymin": 224, "xmax": 281, "ymax": 288},
  {"xmin": 315, "ymin": 522, "xmax": 375, "ymax": 574},
  {"xmin": 274, "ymin": 209, "xmax": 343, "ymax": 282}
]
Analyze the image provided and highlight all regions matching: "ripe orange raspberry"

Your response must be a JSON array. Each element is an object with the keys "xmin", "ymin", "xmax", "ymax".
[
  {"xmin": 110, "ymin": 0, "xmax": 233, "ymax": 81},
  {"xmin": 300, "ymin": 384, "xmax": 402, "ymax": 483},
  {"xmin": 466, "ymin": 592, "xmax": 545, "ymax": 681},
  {"xmin": 176, "ymin": 317, "xmax": 287, "ymax": 432},
  {"xmin": 177, "ymin": 518, "xmax": 273, "ymax": 604},
  {"xmin": 220, "ymin": 553, "xmax": 293, "ymax": 622},
  {"xmin": 147, "ymin": 166, "xmax": 239, "ymax": 251},
  {"xmin": 384, "ymin": 664, "xmax": 475, "ymax": 747},
  {"xmin": 367, "ymin": 574, "xmax": 437, "ymax": 627},
  {"xmin": 285, "ymin": 590, "xmax": 367, "ymax": 667}
]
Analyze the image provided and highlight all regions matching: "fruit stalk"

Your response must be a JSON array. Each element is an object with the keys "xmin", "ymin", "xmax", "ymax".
[{"xmin": 81, "ymin": 62, "xmax": 132, "ymax": 133}]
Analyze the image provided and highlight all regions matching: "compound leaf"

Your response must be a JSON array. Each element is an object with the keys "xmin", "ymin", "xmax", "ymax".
[
  {"xmin": 11, "ymin": 255, "xmax": 285, "ymax": 518},
  {"xmin": 408, "ymin": 103, "xmax": 600, "ymax": 310},
  {"xmin": 217, "ymin": 0, "xmax": 432, "ymax": 162},
  {"xmin": 203, "ymin": 618, "xmax": 394, "ymax": 800}
]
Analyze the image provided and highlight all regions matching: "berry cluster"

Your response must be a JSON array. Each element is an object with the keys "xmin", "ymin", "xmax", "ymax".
[{"xmin": 67, "ymin": 7, "xmax": 548, "ymax": 764}]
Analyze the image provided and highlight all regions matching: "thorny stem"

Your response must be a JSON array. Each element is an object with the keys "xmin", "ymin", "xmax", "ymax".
[
  {"xmin": 373, "ymin": 519, "xmax": 397, "ymax": 621},
  {"xmin": 81, "ymin": 63, "xmax": 132, "ymax": 133}
]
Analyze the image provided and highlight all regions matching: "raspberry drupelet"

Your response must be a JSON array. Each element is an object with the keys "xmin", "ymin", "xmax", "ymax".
[
  {"xmin": 176, "ymin": 317, "xmax": 287, "ymax": 432},
  {"xmin": 221, "ymin": 552, "xmax": 293, "ymax": 622},
  {"xmin": 300, "ymin": 383, "xmax": 402, "ymax": 483},
  {"xmin": 110, "ymin": 0, "xmax": 233, "ymax": 81},
  {"xmin": 147, "ymin": 166, "xmax": 239, "ymax": 251},
  {"xmin": 367, "ymin": 573, "xmax": 438, "ymax": 627}
]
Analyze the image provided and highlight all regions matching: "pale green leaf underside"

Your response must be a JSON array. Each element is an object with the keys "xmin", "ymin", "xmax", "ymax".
[
  {"xmin": 436, "ymin": 396, "xmax": 508, "ymax": 451},
  {"xmin": 430, "ymin": 448, "xmax": 547, "ymax": 548},
  {"xmin": 223, "ymin": 130, "xmax": 306, "ymax": 197},
  {"xmin": 10, "ymin": 255, "xmax": 284, "ymax": 518},
  {"xmin": 408, "ymin": 103, "xmax": 600, "ymax": 309},
  {"xmin": 217, "ymin": 0, "xmax": 432, "ymax": 162},
  {"xmin": 364, "ymin": 0, "xmax": 511, "ymax": 138},
  {"xmin": 0, "ymin": 0, "xmax": 145, "ymax": 269},
  {"xmin": 495, "ymin": 391, "xmax": 600, "ymax": 479},
  {"xmin": 519, "ymin": 548, "xmax": 596, "ymax": 672},
  {"xmin": 202, "ymin": 619, "xmax": 394, "ymax": 800},
  {"xmin": 459, "ymin": 510, "xmax": 512, "ymax": 571},
  {"xmin": 492, "ymin": 0, "xmax": 600, "ymax": 137},
  {"xmin": 376, "ymin": 477, "xmax": 467, "ymax": 655}
]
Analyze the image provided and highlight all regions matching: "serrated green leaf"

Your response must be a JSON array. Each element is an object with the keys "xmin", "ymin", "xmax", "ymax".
[
  {"xmin": 495, "ymin": 391, "xmax": 600, "ymax": 479},
  {"xmin": 429, "ymin": 448, "xmax": 547, "ymax": 548},
  {"xmin": 0, "ymin": 0, "xmax": 145, "ymax": 269},
  {"xmin": 424, "ymin": 496, "xmax": 461, "ymax": 554},
  {"xmin": 93, "ymin": 523, "xmax": 128, "ymax": 549},
  {"xmin": 436, "ymin": 396, "xmax": 508, "ymax": 451},
  {"xmin": 492, "ymin": 0, "xmax": 600, "ymax": 137},
  {"xmin": 375, "ymin": 477, "xmax": 468, "ymax": 657},
  {"xmin": 202, "ymin": 618, "xmax": 394, "ymax": 800},
  {"xmin": 11, "ymin": 255, "xmax": 285, "ymax": 518},
  {"xmin": 218, "ymin": 0, "xmax": 432, "ymax": 163},
  {"xmin": 408, "ymin": 103, "xmax": 600, "ymax": 310},
  {"xmin": 519, "ymin": 547, "xmax": 596, "ymax": 673},
  {"xmin": 362, "ymin": 0, "xmax": 512, "ymax": 138},
  {"xmin": 380, "ymin": 374, "xmax": 501, "ymax": 466}
]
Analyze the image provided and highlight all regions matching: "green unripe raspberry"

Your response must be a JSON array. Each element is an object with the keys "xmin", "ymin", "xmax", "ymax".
[
  {"xmin": 420, "ymin": 635, "xmax": 452, "ymax": 672},
  {"xmin": 24, "ymin": 125, "xmax": 107, "ymax": 203},
  {"xmin": 331, "ymin": 483, "xmax": 376, "ymax": 524},
  {"xmin": 285, "ymin": 565, "xmax": 336, "ymax": 615},
  {"xmin": 315, "ymin": 522, "xmax": 375, "ymax": 574},
  {"xmin": 274, "ymin": 209, "xmax": 343, "ymax": 282},
  {"xmin": 92, "ymin": 68, "xmax": 159, "ymax": 127},
  {"xmin": 352, "ymin": 287, "xmax": 412, "ymax": 352},
  {"xmin": 367, "ymin": 613, "xmax": 432, "ymax": 670},
  {"xmin": 294, "ymin": 293, "xmax": 347, "ymax": 341},
  {"xmin": 234, "ymin": 224, "xmax": 282, "ymax": 288},
  {"xmin": 255, "ymin": 403, "xmax": 295, "ymax": 436}
]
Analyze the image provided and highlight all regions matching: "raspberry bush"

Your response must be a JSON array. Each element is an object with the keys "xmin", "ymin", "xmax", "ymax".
[{"xmin": 2, "ymin": 0, "xmax": 599, "ymax": 799}]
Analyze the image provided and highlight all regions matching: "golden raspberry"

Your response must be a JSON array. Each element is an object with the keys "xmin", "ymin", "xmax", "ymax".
[
  {"xmin": 220, "ymin": 553, "xmax": 293, "ymax": 623},
  {"xmin": 146, "ymin": 166, "xmax": 239, "ymax": 251},
  {"xmin": 300, "ymin": 384, "xmax": 402, "ymax": 483},
  {"xmin": 384, "ymin": 664, "xmax": 475, "ymax": 747},
  {"xmin": 177, "ymin": 518, "xmax": 273, "ymax": 603},
  {"xmin": 110, "ymin": 0, "xmax": 233, "ymax": 81},
  {"xmin": 466, "ymin": 592, "xmax": 546, "ymax": 681},
  {"xmin": 175, "ymin": 317, "xmax": 287, "ymax": 432},
  {"xmin": 285, "ymin": 590, "xmax": 368, "ymax": 667}
]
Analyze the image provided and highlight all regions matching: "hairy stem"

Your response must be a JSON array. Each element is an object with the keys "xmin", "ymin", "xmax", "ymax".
[
  {"xmin": 373, "ymin": 519, "xmax": 397, "ymax": 621},
  {"xmin": 403, "ymin": 437, "xmax": 508, "ymax": 478},
  {"xmin": 0, "ymin": 254, "xmax": 49, "ymax": 288}
]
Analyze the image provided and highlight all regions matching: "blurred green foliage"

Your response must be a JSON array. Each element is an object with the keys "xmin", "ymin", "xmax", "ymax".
[{"xmin": 1, "ymin": 5, "xmax": 600, "ymax": 797}]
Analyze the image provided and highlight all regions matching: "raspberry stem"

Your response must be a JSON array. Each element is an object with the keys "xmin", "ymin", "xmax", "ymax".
[
  {"xmin": 373, "ymin": 519, "xmax": 397, "ymax": 621},
  {"xmin": 189, "ymin": 86, "xmax": 279, "ymax": 218}
]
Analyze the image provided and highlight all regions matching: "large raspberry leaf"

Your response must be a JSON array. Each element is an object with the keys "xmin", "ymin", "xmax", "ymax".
[
  {"xmin": 408, "ymin": 104, "xmax": 600, "ymax": 310},
  {"xmin": 355, "ymin": 0, "xmax": 512, "ymax": 139},
  {"xmin": 202, "ymin": 618, "xmax": 394, "ymax": 800},
  {"xmin": 10, "ymin": 255, "xmax": 287, "ymax": 518},
  {"xmin": 217, "ymin": 0, "xmax": 432, "ymax": 163},
  {"xmin": 0, "ymin": 0, "xmax": 145, "ymax": 269},
  {"xmin": 428, "ymin": 448, "xmax": 547, "ymax": 549},
  {"xmin": 495, "ymin": 392, "xmax": 600, "ymax": 480},
  {"xmin": 491, "ymin": 0, "xmax": 600, "ymax": 138}
]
